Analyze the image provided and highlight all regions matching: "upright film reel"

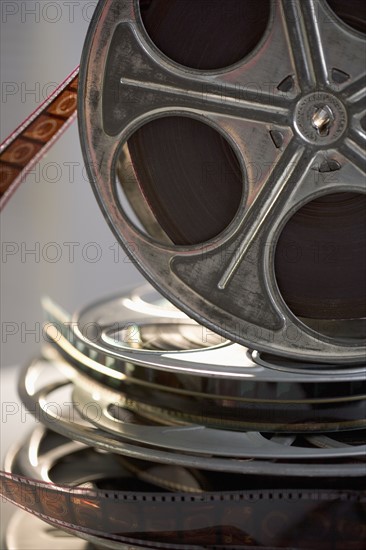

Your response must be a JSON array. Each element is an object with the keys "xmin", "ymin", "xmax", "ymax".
[{"xmin": 79, "ymin": 0, "xmax": 366, "ymax": 363}]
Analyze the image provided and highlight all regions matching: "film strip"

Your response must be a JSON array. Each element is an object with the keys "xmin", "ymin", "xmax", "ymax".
[
  {"xmin": 1, "ymin": 470, "xmax": 365, "ymax": 549},
  {"xmin": 0, "ymin": 67, "xmax": 79, "ymax": 209}
]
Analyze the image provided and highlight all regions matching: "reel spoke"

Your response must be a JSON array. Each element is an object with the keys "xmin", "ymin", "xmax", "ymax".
[
  {"xmin": 340, "ymin": 137, "xmax": 366, "ymax": 174},
  {"xmin": 102, "ymin": 4, "xmax": 295, "ymax": 137},
  {"xmin": 279, "ymin": 0, "xmax": 320, "ymax": 89},
  {"xmin": 216, "ymin": 142, "xmax": 308, "ymax": 290}
]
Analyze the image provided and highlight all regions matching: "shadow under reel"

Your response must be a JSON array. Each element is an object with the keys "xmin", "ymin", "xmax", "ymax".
[{"xmin": 79, "ymin": 0, "xmax": 366, "ymax": 364}]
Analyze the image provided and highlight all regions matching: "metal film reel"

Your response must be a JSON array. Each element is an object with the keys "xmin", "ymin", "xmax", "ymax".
[
  {"xmin": 5, "ymin": 424, "xmax": 364, "ymax": 503},
  {"xmin": 18, "ymin": 352, "xmax": 366, "ymax": 477},
  {"xmin": 79, "ymin": 0, "xmax": 366, "ymax": 363},
  {"xmin": 6, "ymin": 425, "xmax": 216, "ymax": 496},
  {"xmin": 43, "ymin": 290, "xmax": 366, "ymax": 432}
]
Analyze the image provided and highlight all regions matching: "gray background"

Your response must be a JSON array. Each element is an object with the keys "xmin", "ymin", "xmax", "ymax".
[
  {"xmin": 1, "ymin": 0, "xmax": 144, "ymax": 369},
  {"xmin": 1, "ymin": 0, "xmax": 144, "ymax": 536}
]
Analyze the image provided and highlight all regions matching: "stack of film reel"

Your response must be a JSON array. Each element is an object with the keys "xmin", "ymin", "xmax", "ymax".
[
  {"xmin": 1, "ymin": 285, "xmax": 365, "ymax": 549},
  {"xmin": 1, "ymin": 0, "xmax": 366, "ymax": 548}
]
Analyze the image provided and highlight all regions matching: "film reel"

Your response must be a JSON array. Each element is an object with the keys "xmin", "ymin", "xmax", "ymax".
[
  {"xmin": 79, "ymin": 0, "xmax": 366, "ymax": 363},
  {"xmin": 12, "ymin": 424, "xmax": 362, "ymax": 498},
  {"xmin": 4, "ymin": 423, "xmax": 365, "ymax": 534},
  {"xmin": 18, "ymin": 350, "xmax": 366, "ymax": 475},
  {"xmin": 43, "ymin": 289, "xmax": 366, "ymax": 432},
  {"xmin": 45, "ymin": 287, "xmax": 366, "ymax": 380}
]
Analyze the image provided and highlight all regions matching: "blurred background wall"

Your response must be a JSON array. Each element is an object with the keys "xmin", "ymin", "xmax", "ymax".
[{"xmin": 1, "ymin": 0, "xmax": 145, "ymax": 369}]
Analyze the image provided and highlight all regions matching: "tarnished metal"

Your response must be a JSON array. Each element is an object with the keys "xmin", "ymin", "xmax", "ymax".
[{"xmin": 79, "ymin": 0, "xmax": 366, "ymax": 363}]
